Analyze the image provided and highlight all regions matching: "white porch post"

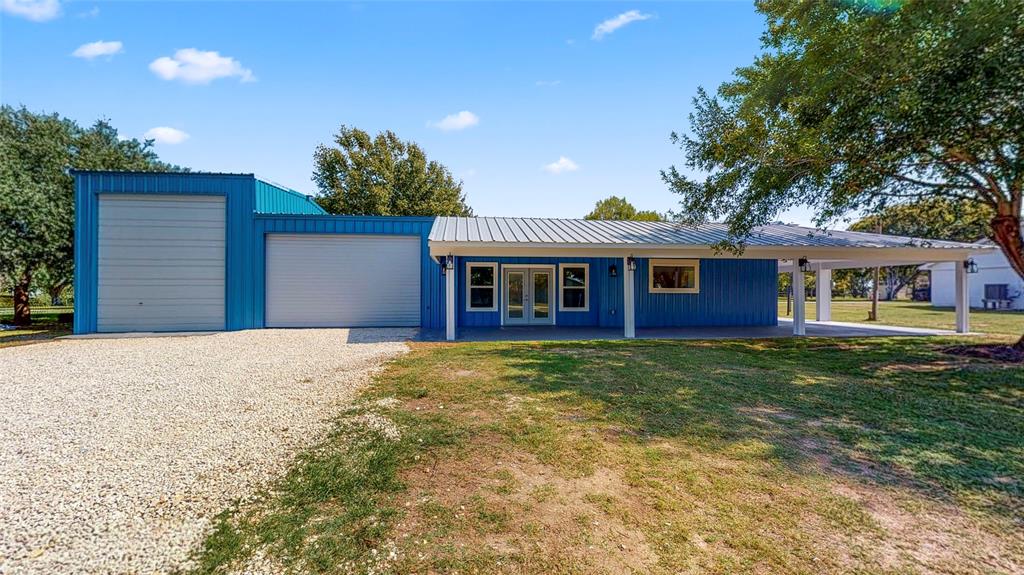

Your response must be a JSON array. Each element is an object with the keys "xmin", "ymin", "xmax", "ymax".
[
  {"xmin": 623, "ymin": 257, "xmax": 636, "ymax": 339},
  {"xmin": 445, "ymin": 258, "xmax": 456, "ymax": 341},
  {"xmin": 955, "ymin": 260, "xmax": 970, "ymax": 333},
  {"xmin": 793, "ymin": 269, "xmax": 806, "ymax": 336},
  {"xmin": 816, "ymin": 268, "xmax": 832, "ymax": 322}
]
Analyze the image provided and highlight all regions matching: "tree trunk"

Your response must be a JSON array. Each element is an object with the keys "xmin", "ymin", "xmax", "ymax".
[
  {"xmin": 48, "ymin": 281, "xmax": 67, "ymax": 307},
  {"xmin": 13, "ymin": 270, "xmax": 32, "ymax": 327},
  {"xmin": 869, "ymin": 266, "xmax": 880, "ymax": 321},
  {"xmin": 989, "ymin": 214, "xmax": 1024, "ymax": 350}
]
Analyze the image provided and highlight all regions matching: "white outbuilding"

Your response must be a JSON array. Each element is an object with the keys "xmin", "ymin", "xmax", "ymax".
[{"xmin": 923, "ymin": 240, "xmax": 1024, "ymax": 310}]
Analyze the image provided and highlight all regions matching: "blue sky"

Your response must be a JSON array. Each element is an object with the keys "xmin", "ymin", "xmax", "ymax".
[{"xmin": 2, "ymin": 0, "xmax": 815, "ymax": 224}]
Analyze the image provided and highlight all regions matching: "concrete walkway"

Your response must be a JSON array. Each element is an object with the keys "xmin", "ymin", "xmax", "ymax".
[{"xmin": 423, "ymin": 320, "xmax": 954, "ymax": 342}]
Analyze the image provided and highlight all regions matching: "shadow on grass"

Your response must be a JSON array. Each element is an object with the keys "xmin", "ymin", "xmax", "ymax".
[{"xmin": 459, "ymin": 337, "xmax": 1022, "ymax": 520}]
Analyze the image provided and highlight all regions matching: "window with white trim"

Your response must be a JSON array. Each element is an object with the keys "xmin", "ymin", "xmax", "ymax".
[
  {"xmin": 648, "ymin": 259, "xmax": 699, "ymax": 293},
  {"xmin": 466, "ymin": 262, "xmax": 498, "ymax": 311},
  {"xmin": 559, "ymin": 263, "xmax": 589, "ymax": 311}
]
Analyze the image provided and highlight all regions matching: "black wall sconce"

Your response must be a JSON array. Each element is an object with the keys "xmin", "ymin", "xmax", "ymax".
[
  {"xmin": 609, "ymin": 263, "xmax": 618, "ymax": 277},
  {"xmin": 798, "ymin": 257, "xmax": 811, "ymax": 273},
  {"xmin": 440, "ymin": 255, "xmax": 455, "ymax": 275},
  {"xmin": 626, "ymin": 256, "xmax": 637, "ymax": 272},
  {"xmin": 963, "ymin": 259, "xmax": 978, "ymax": 274}
]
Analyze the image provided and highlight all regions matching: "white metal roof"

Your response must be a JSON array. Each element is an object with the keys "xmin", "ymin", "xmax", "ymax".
[{"xmin": 429, "ymin": 217, "xmax": 982, "ymax": 250}]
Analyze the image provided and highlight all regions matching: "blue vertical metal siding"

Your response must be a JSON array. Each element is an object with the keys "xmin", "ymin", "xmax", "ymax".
[
  {"xmin": 452, "ymin": 256, "xmax": 776, "ymax": 329},
  {"xmin": 75, "ymin": 171, "xmax": 778, "ymax": 334},
  {"xmin": 253, "ymin": 215, "xmax": 444, "ymax": 329},
  {"xmin": 634, "ymin": 258, "xmax": 778, "ymax": 327},
  {"xmin": 73, "ymin": 171, "xmax": 257, "ymax": 333},
  {"xmin": 456, "ymin": 256, "xmax": 625, "ymax": 328},
  {"xmin": 254, "ymin": 179, "xmax": 326, "ymax": 215}
]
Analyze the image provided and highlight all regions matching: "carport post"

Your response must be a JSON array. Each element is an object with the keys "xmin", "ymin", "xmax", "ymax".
[
  {"xmin": 816, "ymin": 267, "xmax": 832, "ymax": 322},
  {"xmin": 623, "ymin": 256, "xmax": 636, "ymax": 338},
  {"xmin": 792, "ymin": 269, "xmax": 806, "ymax": 336},
  {"xmin": 955, "ymin": 260, "xmax": 970, "ymax": 333},
  {"xmin": 446, "ymin": 257, "xmax": 456, "ymax": 341}
]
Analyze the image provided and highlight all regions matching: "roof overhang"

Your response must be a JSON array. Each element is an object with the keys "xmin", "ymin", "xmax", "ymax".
[{"xmin": 429, "ymin": 240, "xmax": 995, "ymax": 267}]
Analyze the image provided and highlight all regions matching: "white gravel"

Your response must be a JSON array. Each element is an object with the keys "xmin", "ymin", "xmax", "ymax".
[{"xmin": 0, "ymin": 328, "xmax": 412, "ymax": 575}]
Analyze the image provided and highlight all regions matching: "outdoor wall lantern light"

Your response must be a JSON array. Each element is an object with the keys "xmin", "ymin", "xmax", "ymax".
[
  {"xmin": 798, "ymin": 257, "xmax": 812, "ymax": 273},
  {"xmin": 964, "ymin": 259, "xmax": 979, "ymax": 274},
  {"xmin": 441, "ymin": 255, "xmax": 455, "ymax": 275},
  {"xmin": 609, "ymin": 263, "xmax": 618, "ymax": 277},
  {"xmin": 626, "ymin": 256, "xmax": 637, "ymax": 272}
]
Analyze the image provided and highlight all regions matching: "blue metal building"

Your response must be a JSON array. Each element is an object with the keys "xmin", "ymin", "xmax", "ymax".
[{"xmin": 73, "ymin": 171, "xmax": 982, "ymax": 339}]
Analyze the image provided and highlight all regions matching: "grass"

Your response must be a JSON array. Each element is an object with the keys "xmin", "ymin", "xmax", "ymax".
[
  {"xmin": 778, "ymin": 298, "xmax": 1024, "ymax": 337},
  {"xmin": 192, "ymin": 337, "xmax": 1024, "ymax": 574},
  {"xmin": 0, "ymin": 307, "xmax": 72, "ymax": 348}
]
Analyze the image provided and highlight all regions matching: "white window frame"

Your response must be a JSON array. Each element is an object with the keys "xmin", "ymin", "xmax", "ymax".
[
  {"xmin": 648, "ymin": 259, "xmax": 700, "ymax": 294},
  {"xmin": 465, "ymin": 262, "xmax": 498, "ymax": 312},
  {"xmin": 558, "ymin": 263, "xmax": 589, "ymax": 312}
]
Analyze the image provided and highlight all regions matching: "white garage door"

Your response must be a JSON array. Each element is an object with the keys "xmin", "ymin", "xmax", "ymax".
[
  {"xmin": 265, "ymin": 234, "xmax": 421, "ymax": 327},
  {"xmin": 98, "ymin": 194, "xmax": 226, "ymax": 332}
]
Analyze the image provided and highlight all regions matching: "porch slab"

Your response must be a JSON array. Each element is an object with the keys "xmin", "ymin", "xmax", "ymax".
[{"xmin": 421, "ymin": 319, "xmax": 955, "ymax": 342}]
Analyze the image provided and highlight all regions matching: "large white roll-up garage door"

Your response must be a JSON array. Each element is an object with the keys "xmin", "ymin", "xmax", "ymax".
[
  {"xmin": 97, "ymin": 194, "xmax": 226, "ymax": 332},
  {"xmin": 265, "ymin": 234, "xmax": 421, "ymax": 327}
]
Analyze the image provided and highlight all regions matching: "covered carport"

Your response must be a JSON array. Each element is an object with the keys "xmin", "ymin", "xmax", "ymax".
[{"xmin": 777, "ymin": 242, "xmax": 997, "ymax": 335}]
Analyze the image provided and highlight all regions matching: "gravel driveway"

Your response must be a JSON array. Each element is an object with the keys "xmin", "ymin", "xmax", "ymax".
[{"xmin": 0, "ymin": 329, "xmax": 412, "ymax": 574}]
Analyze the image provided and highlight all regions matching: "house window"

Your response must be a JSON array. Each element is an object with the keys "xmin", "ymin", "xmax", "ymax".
[
  {"xmin": 466, "ymin": 262, "xmax": 498, "ymax": 311},
  {"xmin": 559, "ymin": 263, "xmax": 589, "ymax": 311},
  {"xmin": 648, "ymin": 259, "xmax": 700, "ymax": 293}
]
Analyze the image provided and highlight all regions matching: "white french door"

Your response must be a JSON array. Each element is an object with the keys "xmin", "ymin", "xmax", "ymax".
[{"xmin": 503, "ymin": 267, "xmax": 554, "ymax": 325}]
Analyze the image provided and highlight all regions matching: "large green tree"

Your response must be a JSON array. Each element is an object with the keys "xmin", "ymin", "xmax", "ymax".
[
  {"xmin": 0, "ymin": 106, "xmax": 174, "ymax": 325},
  {"xmin": 313, "ymin": 125, "xmax": 472, "ymax": 216},
  {"xmin": 584, "ymin": 196, "xmax": 662, "ymax": 221},
  {"xmin": 849, "ymin": 198, "xmax": 993, "ymax": 300},
  {"xmin": 664, "ymin": 0, "xmax": 1023, "ymax": 345}
]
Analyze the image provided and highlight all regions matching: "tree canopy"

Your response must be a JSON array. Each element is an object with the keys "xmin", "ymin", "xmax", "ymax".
[
  {"xmin": 584, "ymin": 196, "xmax": 662, "ymax": 221},
  {"xmin": 664, "ymin": 0, "xmax": 1022, "ymax": 273},
  {"xmin": 0, "ymin": 105, "xmax": 176, "ymax": 324},
  {"xmin": 313, "ymin": 125, "xmax": 472, "ymax": 217},
  {"xmin": 845, "ymin": 199, "xmax": 994, "ymax": 300},
  {"xmin": 849, "ymin": 198, "xmax": 993, "ymax": 243},
  {"xmin": 664, "ymin": 0, "xmax": 1023, "ymax": 345}
]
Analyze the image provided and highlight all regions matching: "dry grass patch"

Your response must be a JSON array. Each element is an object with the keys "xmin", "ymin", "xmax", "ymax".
[{"xmin": 192, "ymin": 337, "xmax": 1024, "ymax": 575}]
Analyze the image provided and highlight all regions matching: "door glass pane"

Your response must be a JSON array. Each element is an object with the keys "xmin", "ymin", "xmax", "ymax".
[
  {"xmin": 533, "ymin": 272, "xmax": 549, "ymax": 319},
  {"xmin": 507, "ymin": 273, "xmax": 524, "ymax": 318}
]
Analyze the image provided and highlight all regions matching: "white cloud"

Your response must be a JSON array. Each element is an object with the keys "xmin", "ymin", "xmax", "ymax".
[
  {"xmin": 1, "ymin": 0, "xmax": 61, "ymax": 21},
  {"xmin": 77, "ymin": 6, "xmax": 99, "ymax": 18},
  {"xmin": 149, "ymin": 48, "xmax": 255, "ymax": 85},
  {"xmin": 535, "ymin": 80, "xmax": 561, "ymax": 87},
  {"xmin": 543, "ymin": 156, "xmax": 579, "ymax": 174},
  {"xmin": 144, "ymin": 127, "xmax": 190, "ymax": 145},
  {"xmin": 429, "ymin": 110, "xmax": 479, "ymax": 131},
  {"xmin": 72, "ymin": 40, "xmax": 122, "ymax": 60},
  {"xmin": 592, "ymin": 10, "xmax": 652, "ymax": 40}
]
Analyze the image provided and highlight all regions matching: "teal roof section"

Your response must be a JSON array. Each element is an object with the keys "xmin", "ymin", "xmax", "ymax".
[{"xmin": 254, "ymin": 178, "xmax": 326, "ymax": 215}]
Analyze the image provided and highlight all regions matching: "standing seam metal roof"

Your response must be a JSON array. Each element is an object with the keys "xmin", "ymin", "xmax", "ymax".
[{"xmin": 428, "ymin": 217, "xmax": 982, "ymax": 250}]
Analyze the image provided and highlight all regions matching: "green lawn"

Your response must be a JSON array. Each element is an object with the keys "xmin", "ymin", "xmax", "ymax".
[
  {"xmin": 0, "ymin": 307, "xmax": 72, "ymax": 348},
  {"xmin": 193, "ymin": 337, "xmax": 1024, "ymax": 575},
  {"xmin": 779, "ymin": 298, "xmax": 1024, "ymax": 337}
]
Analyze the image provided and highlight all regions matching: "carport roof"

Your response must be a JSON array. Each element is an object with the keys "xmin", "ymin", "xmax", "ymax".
[{"xmin": 429, "ymin": 216, "xmax": 980, "ymax": 250}]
